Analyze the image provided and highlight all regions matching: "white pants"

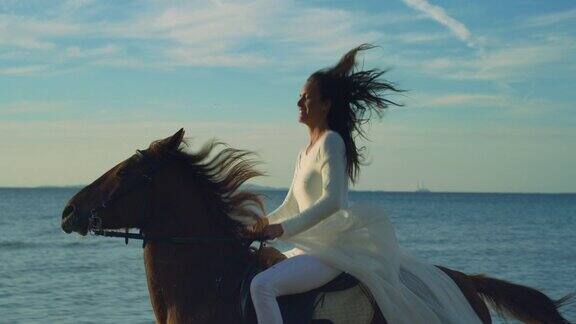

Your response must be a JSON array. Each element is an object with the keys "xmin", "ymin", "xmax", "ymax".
[{"xmin": 249, "ymin": 254, "xmax": 342, "ymax": 324}]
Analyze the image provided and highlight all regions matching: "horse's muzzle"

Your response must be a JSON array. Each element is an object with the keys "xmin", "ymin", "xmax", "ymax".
[{"xmin": 61, "ymin": 204, "xmax": 88, "ymax": 235}]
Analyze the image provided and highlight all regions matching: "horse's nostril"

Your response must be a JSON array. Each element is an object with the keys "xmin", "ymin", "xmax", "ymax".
[{"xmin": 62, "ymin": 204, "xmax": 76, "ymax": 219}]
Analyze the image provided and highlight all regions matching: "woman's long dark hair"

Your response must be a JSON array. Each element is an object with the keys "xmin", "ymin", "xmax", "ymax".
[{"xmin": 308, "ymin": 43, "xmax": 405, "ymax": 185}]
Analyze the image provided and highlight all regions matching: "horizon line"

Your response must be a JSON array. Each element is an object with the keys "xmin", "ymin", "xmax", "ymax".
[{"xmin": 0, "ymin": 185, "xmax": 574, "ymax": 195}]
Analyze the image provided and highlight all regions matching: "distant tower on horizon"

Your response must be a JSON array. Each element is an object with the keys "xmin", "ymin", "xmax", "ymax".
[{"xmin": 416, "ymin": 180, "xmax": 431, "ymax": 193}]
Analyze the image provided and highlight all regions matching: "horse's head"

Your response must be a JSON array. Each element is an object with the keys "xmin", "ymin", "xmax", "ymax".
[
  {"xmin": 61, "ymin": 128, "xmax": 186, "ymax": 235},
  {"xmin": 61, "ymin": 128, "xmax": 265, "ymax": 237},
  {"xmin": 61, "ymin": 129, "xmax": 264, "ymax": 235}
]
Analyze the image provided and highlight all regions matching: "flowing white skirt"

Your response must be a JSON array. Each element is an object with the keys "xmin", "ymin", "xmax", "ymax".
[{"xmin": 274, "ymin": 202, "xmax": 483, "ymax": 324}]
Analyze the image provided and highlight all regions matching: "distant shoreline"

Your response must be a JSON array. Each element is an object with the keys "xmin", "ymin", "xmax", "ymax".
[{"xmin": 0, "ymin": 185, "xmax": 574, "ymax": 195}]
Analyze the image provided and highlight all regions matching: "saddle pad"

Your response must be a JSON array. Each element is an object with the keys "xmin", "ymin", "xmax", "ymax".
[{"xmin": 312, "ymin": 284, "xmax": 375, "ymax": 324}]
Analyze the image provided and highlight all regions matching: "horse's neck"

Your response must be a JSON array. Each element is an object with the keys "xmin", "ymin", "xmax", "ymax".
[{"xmin": 142, "ymin": 186, "xmax": 242, "ymax": 324}]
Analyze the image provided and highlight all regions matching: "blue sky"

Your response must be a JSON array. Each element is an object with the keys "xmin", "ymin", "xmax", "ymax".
[{"xmin": 1, "ymin": 0, "xmax": 575, "ymax": 192}]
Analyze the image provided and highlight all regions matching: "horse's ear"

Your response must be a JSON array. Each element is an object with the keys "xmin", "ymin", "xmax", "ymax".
[
  {"xmin": 166, "ymin": 128, "xmax": 185, "ymax": 151},
  {"xmin": 152, "ymin": 128, "xmax": 185, "ymax": 152}
]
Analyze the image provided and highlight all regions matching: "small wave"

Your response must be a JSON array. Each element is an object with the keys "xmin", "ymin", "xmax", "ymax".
[
  {"xmin": 0, "ymin": 239, "xmax": 116, "ymax": 251},
  {"xmin": 0, "ymin": 241, "xmax": 43, "ymax": 250},
  {"xmin": 58, "ymin": 241, "xmax": 103, "ymax": 248}
]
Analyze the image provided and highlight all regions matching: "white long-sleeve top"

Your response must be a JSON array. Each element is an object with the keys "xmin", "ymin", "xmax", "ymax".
[
  {"xmin": 262, "ymin": 130, "xmax": 483, "ymax": 324},
  {"xmin": 266, "ymin": 130, "xmax": 349, "ymax": 239}
]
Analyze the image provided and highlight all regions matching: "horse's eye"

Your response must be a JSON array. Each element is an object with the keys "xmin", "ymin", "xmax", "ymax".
[{"xmin": 117, "ymin": 168, "xmax": 130, "ymax": 177}]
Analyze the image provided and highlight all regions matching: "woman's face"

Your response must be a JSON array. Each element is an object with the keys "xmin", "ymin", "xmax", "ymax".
[{"xmin": 297, "ymin": 80, "xmax": 330, "ymax": 126}]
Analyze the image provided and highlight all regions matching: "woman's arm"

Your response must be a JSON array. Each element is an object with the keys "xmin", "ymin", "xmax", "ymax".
[
  {"xmin": 279, "ymin": 132, "xmax": 347, "ymax": 238},
  {"xmin": 266, "ymin": 155, "xmax": 301, "ymax": 224}
]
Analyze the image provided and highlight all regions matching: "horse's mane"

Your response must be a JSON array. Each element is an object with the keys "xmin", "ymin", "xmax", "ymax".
[{"xmin": 150, "ymin": 137, "xmax": 267, "ymax": 228}]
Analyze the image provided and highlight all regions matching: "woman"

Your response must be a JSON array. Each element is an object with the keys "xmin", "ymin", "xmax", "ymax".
[{"xmin": 247, "ymin": 44, "xmax": 483, "ymax": 324}]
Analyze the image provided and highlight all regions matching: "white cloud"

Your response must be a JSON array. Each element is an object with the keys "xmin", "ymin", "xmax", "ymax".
[
  {"xmin": 415, "ymin": 34, "xmax": 576, "ymax": 82},
  {"xmin": 165, "ymin": 47, "xmax": 269, "ymax": 67},
  {"xmin": 0, "ymin": 36, "xmax": 55, "ymax": 50},
  {"xmin": 0, "ymin": 64, "xmax": 50, "ymax": 76},
  {"xmin": 0, "ymin": 1, "xmax": 421, "ymax": 72},
  {"xmin": 0, "ymin": 13, "xmax": 82, "ymax": 38},
  {"xmin": 391, "ymin": 32, "xmax": 450, "ymax": 44},
  {"xmin": 129, "ymin": 1, "xmax": 392, "ymax": 67},
  {"xmin": 1, "ymin": 0, "xmax": 571, "ymax": 92},
  {"xmin": 60, "ymin": 0, "xmax": 98, "ymax": 13},
  {"xmin": 0, "ymin": 100, "xmax": 72, "ymax": 114},
  {"xmin": 400, "ymin": 0, "xmax": 477, "ymax": 49},
  {"xmin": 416, "ymin": 93, "xmax": 503, "ymax": 107},
  {"xmin": 0, "ymin": 13, "xmax": 84, "ymax": 52},
  {"xmin": 273, "ymin": 7, "xmax": 382, "ymax": 59},
  {"xmin": 523, "ymin": 8, "xmax": 576, "ymax": 28},
  {"xmin": 408, "ymin": 91, "xmax": 572, "ymax": 119},
  {"xmin": 64, "ymin": 43, "xmax": 121, "ymax": 58}
]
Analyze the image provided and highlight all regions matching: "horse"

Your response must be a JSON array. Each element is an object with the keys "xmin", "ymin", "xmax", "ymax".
[{"xmin": 61, "ymin": 128, "xmax": 574, "ymax": 324}]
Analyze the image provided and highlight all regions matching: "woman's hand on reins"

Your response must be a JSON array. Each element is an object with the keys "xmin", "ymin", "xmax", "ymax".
[
  {"xmin": 239, "ymin": 217, "xmax": 269, "ymax": 237},
  {"xmin": 248, "ymin": 217, "xmax": 269, "ymax": 233},
  {"xmin": 261, "ymin": 224, "xmax": 284, "ymax": 239},
  {"xmin": 239, "ymin": 217, "xmax": 284, "ymax": 239}
]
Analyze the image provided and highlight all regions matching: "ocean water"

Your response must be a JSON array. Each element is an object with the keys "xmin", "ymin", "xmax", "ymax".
[{"xmin": 0, "ymin": 188, "xmax": 574, "ymax": 323}]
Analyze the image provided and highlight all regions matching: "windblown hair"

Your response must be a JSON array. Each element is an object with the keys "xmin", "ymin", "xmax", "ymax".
[
  {"xmin": 308, "ymin": 43, "xmax": 405, "ymax": 185},
  {"xmin": 150, "ymin": 137, "xmax": 267, "ymax": 228}
]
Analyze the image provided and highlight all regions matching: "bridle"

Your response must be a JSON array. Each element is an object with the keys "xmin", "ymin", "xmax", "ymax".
[
  {"xmin": 87, "ymin": 148, "xmax": 266, "ymax": 250},
  {"xmin": 84, "ymin": 147, "xmax": 272, "ymax": 306}
]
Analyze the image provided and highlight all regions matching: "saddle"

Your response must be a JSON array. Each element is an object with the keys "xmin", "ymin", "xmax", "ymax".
[{"xmin": 216, "ymin": 246, "xmax": 360, "ymax": 324}]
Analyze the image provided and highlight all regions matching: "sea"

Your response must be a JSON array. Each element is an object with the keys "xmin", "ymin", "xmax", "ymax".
[{"xmin": 0, "ymin": 187, "xmax": 574, "ymax": 323}]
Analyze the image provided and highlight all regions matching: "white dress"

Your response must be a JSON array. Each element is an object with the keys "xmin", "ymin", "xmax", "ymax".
[{"xmin": 266, "ymin": 130, "xmax": 482, "ymax": 324}]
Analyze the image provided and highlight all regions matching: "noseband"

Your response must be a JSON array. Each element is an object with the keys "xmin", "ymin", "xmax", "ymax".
[{"xmin": 87, "ymin": 149, "xmax": 265, "ymax": 249}]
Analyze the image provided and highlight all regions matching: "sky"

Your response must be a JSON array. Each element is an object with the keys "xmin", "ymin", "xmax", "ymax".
[{"xmin": 0, "ymin": 0, "xmax": 575, "ymax": 193}]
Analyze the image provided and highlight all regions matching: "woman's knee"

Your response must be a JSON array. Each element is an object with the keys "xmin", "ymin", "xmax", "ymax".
[{"xmin": 250, "ymin": 271, "xmax": 278, "ymax": 298}]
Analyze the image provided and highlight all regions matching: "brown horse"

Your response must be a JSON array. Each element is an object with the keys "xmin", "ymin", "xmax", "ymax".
[{"xmin": 61, "ymin": 128, "xmax": 573, "ymax": 324}]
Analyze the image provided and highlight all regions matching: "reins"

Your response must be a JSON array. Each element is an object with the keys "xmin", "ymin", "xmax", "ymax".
[{"xmin": 90, "ymin": 228, "xmax": 266, "ymax": 249}]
